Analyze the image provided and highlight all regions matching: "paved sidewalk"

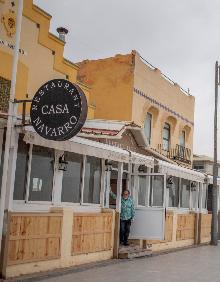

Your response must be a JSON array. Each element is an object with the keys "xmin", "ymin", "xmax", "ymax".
[{"xmin": 13, "ymin": 245, "xmax": 220, "ymax": 282}]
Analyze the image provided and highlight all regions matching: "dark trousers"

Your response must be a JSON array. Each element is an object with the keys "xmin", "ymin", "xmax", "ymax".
[{"xmin": 120, "ymin": 219, "xmax": 131, "ymax": 244}]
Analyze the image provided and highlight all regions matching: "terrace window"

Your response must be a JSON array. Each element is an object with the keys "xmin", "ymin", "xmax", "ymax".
[
  {"xmin": 61, "ymin": 152, "xmax": 83, "ymax": 203},
  {"xmin": 83, "ymin": 156, "xmax": 102, "ymax": 204},
  {"xmin": 28, "ymin": 145, "xmax": 54, "ymax": 201},
  {"xmin": 138, "ymin": 175, "xmax": 150, "ymax": 206},
  {"xmin": 180, "ymin": 179, "xmax": 190, "ymax": 208},
  {"xmin": 167, "ymin": 176, "xmax": 179, "ymax": 207},
  {"xmin": 150, "ymin": 175, "xmax": 164, "ymax": 207},
  {"xmin": 13, "ymin": 135, "xmax": 29, "ymax": 200},
  {"xmin": 191, "ymin": 182, "xmax": 199, "ymax": 210},
  {"xmin": 201, "ymin": 184, "xmax": 207, "ymax": 209}
]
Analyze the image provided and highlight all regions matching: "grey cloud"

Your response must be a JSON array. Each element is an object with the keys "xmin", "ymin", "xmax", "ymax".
[{"xmin": 34, "ymin": 0, "xmax": 220, "ymax": 157}]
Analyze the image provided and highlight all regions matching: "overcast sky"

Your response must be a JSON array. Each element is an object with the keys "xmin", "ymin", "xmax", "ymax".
[{"xmin": 34, "ymin": 0, "xmax": 220, "ymax": 158}]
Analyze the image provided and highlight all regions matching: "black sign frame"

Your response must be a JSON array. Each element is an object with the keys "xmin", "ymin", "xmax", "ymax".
[{"xmin": 30, "ymin": 79, "xmax": 88, "ymax": 141}]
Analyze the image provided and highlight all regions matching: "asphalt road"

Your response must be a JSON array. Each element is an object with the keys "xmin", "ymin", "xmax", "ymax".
[{"xmin": 17, "ymin": 245, "xmax": 220, "ymax": 282}]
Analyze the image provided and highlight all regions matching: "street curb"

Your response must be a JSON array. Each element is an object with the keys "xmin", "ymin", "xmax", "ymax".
[{"xmin": 2, "ymin": 243, "xmax": 211, "ymax": 282}]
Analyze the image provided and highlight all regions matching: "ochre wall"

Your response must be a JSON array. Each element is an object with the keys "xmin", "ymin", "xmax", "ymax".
[
  {"xmin": 77, "ymin": 51, "xmax": 195, "ymax": 164},
  {"xmin": 0, "ymin": 0, "xmax": 94, "ymax": 118},
  {"xmin": 77, "ymin": 54, "xmax": 134, "ymax": 121},
  {"xmin": 0, "ymin": 50, "xmax": 28, "ymax": 103},
  {"xmin": 133, "ymin": 51, "xmax": 195, "ymax": 159}
]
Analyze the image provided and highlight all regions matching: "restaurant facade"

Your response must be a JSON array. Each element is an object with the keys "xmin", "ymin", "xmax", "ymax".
[{"xmin": 0, "ymin": 0, "xmax": 214, "ymax": 279}]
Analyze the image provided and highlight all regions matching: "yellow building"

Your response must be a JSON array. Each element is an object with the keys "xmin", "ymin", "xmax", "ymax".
[
  {"xmin": 78, "ymin": 51, "xmax": 195, "ymax": 167},
  {"xmin": 0, "ymin": 2, "xmax": 211, "ymax": 279},
  {"xmin": 0, "ymin": 0, "xmax": 95, "ymax": 118}
]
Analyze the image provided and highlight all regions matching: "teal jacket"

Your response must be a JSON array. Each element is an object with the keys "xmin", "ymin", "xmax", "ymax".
[{"xmin": 110, "ymin": 191, "xmax": 135, "ymax": 221}]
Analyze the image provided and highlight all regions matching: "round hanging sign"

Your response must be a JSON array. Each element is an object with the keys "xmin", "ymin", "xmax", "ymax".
[{"xmin": 30, "ymin": 79, "xmax": 88, "ymax": 141}]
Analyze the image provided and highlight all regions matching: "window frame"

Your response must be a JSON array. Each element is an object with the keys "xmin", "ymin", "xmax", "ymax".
[
  {"xmin": 190, "ymin": 181, "xmax": 199, "ymax": 211},
  {"xmin": 61, "ymin": 151, "xmax": 84, "ymax": 205},
  {"xmin": 162, "ymin": 122, "xmax": 170, "ymax": 151},
  {"xmin": 25, "ymin": 144, "xmax": 56, "ymax": 204},
  {"xmin": 167, "ymin": 176, "xmax": 180, "ymax": 209},
  {"xmin": 144, "ymin": 112, "xmax": 152, "ymax": 144},
  {"xmin": 200, "ymin": 182, "xmax": 208, "ymax": 211},
  {"xmin": 132, "ymin": 173, "xmax": 166, "ymax": 208},
  {"xmin": 179, "ymin": 130, "xmax": 186, "ymax": 148},
  {"xmin": 81, "ymin": 155, "xmax": 103, "ymax": 206}
]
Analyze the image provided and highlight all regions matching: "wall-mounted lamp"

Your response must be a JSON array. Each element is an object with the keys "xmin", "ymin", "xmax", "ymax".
[
  {"xmin": 105, "ymin": 160, "xmax": 113, "ymax": 171},
  {"xmin": 166, "ymin": 176, "xmax": 174, "ymax": 188},
  {"xmin": 58, "ymin": 154, "xmax": 68, "ymax": 171},
  {"xmin": 138, "ymin": 165, "xmax": 146, "ymax": 172},
  {"xmin": 191, "ymin": 181, "xmax": 197, "ymax": 191}
]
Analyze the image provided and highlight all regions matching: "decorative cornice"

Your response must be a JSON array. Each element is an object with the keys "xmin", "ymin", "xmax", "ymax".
[{"xmin": 134, "ymin": 87, "xmax": 194, "ymax": 126}]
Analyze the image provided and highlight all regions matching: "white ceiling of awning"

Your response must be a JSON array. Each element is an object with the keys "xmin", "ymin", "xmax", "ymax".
[
  {"xmin": 158, "ymin": 160, "xmax": 205, "ymax": 182},
  {"xmin": 23, "ymin": 128, "xmax": 154, "ymax": 167}
]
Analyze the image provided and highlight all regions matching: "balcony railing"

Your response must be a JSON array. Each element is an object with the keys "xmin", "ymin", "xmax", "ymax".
[{"xmin": 157, "ymin": 144, "xmax": 192, "ymax": 164}]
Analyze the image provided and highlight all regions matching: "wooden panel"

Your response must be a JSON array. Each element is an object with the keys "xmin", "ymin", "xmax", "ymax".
[
  {"xmin": 200, "ymin": 214, "xmax": 212, "ymax": 239},
  {"xmin": 72, "ymin": 212, "xmax": 113, "ymax": 255},
  {"xmin": 176, "ymin": 213, "xmax": 196, "ymax": 241},
  {"xmin": 165, "ymin": 213, "xmax": 173, "ymax": 242},
  {"xmin": 7, "ymin": 213, "xmax": 62, "ymax": 265}
]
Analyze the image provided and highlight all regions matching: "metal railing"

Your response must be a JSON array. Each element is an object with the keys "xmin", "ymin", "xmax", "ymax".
[{"xmin": 157, "ymin": 144, "xmax": 191, "ymax": 164}]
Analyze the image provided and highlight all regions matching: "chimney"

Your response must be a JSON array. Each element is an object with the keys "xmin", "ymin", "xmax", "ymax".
[{"xmin": 56, "ymin": 27, "xmax": 68, "ymax": 42}]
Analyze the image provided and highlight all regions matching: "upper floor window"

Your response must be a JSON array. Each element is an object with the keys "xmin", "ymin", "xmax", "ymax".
[
  {"xmin": 144, "ymin": 113, "xmax": 152, "ymax": 144},
  {"xmin": 179, "ymin": 131, "xmax": 186, "ymax": 147},
  {"xmin": 193, "ymin": 165, "xmax": 204, "ymax": 171},
  {"xmin": 163, "ymin": 123, "xmax": 170, "ymax": 151}
]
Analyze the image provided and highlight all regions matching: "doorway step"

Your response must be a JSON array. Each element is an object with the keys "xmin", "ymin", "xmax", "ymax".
[{"xmin": 118, "ymin": 244, "xmax": 152, "ymax": 259}]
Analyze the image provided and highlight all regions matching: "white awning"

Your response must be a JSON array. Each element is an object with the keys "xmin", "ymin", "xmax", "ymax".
[
  {"xmin": 157, "ymin": 160, "xmax": 205, "ymax": 182},
  {"xmin": 23, "ymin": 131, "xmax": 129, "ymax": 162},
  {"xmin": 206, "ymin": 175, "xmax": 220, "ymax": 185},
  {"xmin": 23, "ymin": 128, "xmax": 154, "ymax": 167},
  {"xmin": 130, "ymin": 151, "xmax": 154, "ymax": 167}
]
